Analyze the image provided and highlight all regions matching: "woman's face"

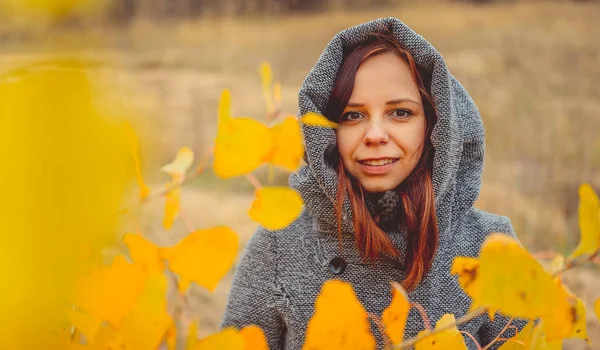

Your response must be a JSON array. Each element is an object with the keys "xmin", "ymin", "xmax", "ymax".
[{"xmin": 336, "ymin": 51, "xmax": 427, "ymax": 193}]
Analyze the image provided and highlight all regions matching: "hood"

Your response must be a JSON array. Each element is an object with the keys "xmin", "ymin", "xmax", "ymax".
[{"xmin": 289, "ymin": 17, "xmax": 485, "ymax": 246}]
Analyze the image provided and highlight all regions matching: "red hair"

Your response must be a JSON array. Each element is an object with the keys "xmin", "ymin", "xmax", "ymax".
[{"xmin": 326, "ymin": 31, "xmax": 439, "ymax": 291}]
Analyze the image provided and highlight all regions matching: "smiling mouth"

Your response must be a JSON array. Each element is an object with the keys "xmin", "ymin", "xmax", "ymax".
[{"xmin": 358, "ymin": 158, "xmax": 399, "ymax": 166}]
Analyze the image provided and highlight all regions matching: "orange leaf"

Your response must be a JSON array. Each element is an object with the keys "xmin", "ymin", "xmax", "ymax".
[
  {"xmin": 249, "ymin": 187, "xmax": 303, "ymax": 230},
  {"xmin": 300, "ymin": 112, "xmax": 338, "ymax": 128},
  {"xmin": 65, "ymin": 308, "xmax": 102, "ymax": 342},
  {"xmin": 382, "ymin": 282, "xmax": 411, "ymax": 345},
  {"xmin": 303, "ymin": 280, "xmax": 375, "ymax": 350},
  {"xmin": 159, "ymin": 227, "xmax": 239, "ymax": 293},
  {"xmin": 240, "ymin": 325, "xmax": 269, "ymax": 350},
  {"xmin": 123, "ymin": 233, "xmax": 164, "ymax": 274},
  {"xmin": 73, "ymin": 255, "xmax": 146, "ymax": 328},
  {"xmin": 266, "ymin": 116, "xmax": 304, "ymax": 172},
  {"xmin": 213, "ymin": 89, "xmax": 273, "ymax": 179}
]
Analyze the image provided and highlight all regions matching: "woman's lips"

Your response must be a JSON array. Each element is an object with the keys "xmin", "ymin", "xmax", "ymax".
[{"xmin": 358, "ymin": 159, "xmax": 399, "ymax": 175}]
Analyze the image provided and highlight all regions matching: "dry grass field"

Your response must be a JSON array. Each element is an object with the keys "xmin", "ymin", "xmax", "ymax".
[{"xmin": 1, "ymin": 1, "xmax": 599, "ymax": 348}]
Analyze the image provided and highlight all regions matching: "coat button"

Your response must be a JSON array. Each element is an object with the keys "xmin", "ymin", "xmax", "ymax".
[{"xmin": 328, "ymin": 257, "xmax": 346, "ymax": 275}]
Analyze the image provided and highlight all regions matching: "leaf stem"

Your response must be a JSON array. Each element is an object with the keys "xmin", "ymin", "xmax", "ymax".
[
  {"xmin": 481, "ymin": 317, "xmax": 513, "ymax": 350},
  {"xmin": 410, "ymin": 302, "xmax": 432, "ymax": 330}
]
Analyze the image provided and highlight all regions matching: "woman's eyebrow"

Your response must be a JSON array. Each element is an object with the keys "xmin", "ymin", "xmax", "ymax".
[{"xmin": 386, "ymin": 98, "xmax": 421, "ymax": 106}]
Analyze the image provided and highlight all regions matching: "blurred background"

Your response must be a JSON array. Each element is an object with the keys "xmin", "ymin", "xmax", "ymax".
[{"xmin": 1, "ymin": 0, "xmax": 598, "ymax": 348}]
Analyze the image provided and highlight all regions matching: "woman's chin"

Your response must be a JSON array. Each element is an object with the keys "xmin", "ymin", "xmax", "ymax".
[{"xmin": 358, "ymin": 177, "xmax": 404, "ymax": 193}]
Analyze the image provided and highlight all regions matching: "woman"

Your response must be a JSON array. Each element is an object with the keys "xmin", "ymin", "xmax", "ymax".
[{"xmin": 221, "ymin": 17, "xmax": 521, "ymax": 349}]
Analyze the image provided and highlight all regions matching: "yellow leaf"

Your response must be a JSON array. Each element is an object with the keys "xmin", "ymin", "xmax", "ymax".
[
  {"xmin": 214, "ymin": 90, "xmax": 273, "ymax": 179},
  {"xmin": 450, "ymin": 256, "xmax": 480, "ymax": 299},
  {"xmin": 456, "ymin": 234, "xmax": 575, "ymax": 341},
  {"xmin": 548, "ymin": 254, "xmax": 565, "ymax": 275},
  {"xmin": 249, "ymin": 187, "xmax": 303, "ymax": 230},
  {"xmin": 196, "ymin": 328, "xmax": 244, "ymax": 350},
  {"xmin": 259, "ymin": 62, "xmax": 275, "ymax": 114},
  {"xmin": 567, "ymin": 297, "xmax": 589, "ymax": 343},
  {"xmin": 163, "ymin": 183, "xmax": 181, "ymax": 230},
  {"xmin": 0, "ymin": 0, "xmax": 101, "ymax": 19},
  {"xmin": 123, "ymin": 233, "xmax": 164, "ymax": 275},
  {"xmin": 303, "ymin": 280, "xmax": 375, "ymax": 350},
  {"xmin": 382, "ymin": 282, "xmax": 411, "ymax": 345},
  {"xmin": 159, "ymin": 227, "xmax": 239, "ymax": 293},
  {"xmin": 117, "ymin": 274, "xmax": 172, "ymax": 349},
  {"xmin": 300, "ymin": 112, "xmax": 339, "ymax": 128},
  {"xmin": 123, "ymin": 122, "xmax": 150, "ymax": 200},
  {"xmin": 595, "ymin": 298, "xmax": 600, "ymax": 323},
  {"xmin": 240, "ymin": 325, "xmax": 269, "ymax": 350},
  {"xmin": 73, "ymin": 255, "xmax": 147, "ymax": 328},
  {"xmin": 415, "ymin": 314, "xmax": 467, "ymax": 350},
  {"xmin": 65, "ymin": 308, "xmax": 102, "ymax": 342},
  {"xmin": 165, "ymin": 320, "xmax": 177, "ymax": 350},
  {"xmin": 266, "ymin": 116, "xmax": 304, "ymax": 172},
  {"xmin": 161, "ymin": 146, "xmax": 195, "ymax": 180},
  {"xmin": 569, "ymin": 183, "xmax": 600, "ymax": 259}
]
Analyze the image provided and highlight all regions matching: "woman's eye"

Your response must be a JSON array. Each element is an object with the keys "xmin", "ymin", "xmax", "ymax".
[
  {"xmin": 391, "ymin": 109, "xmax": 412, "ymax": 119},
  {"xmin": 341, "ymin": 112, "xmax": 363, "ymax": 122}
]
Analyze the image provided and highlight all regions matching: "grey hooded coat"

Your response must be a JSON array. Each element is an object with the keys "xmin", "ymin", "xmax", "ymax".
[{"xmin": 221, "ymin": 17, "xmax": 522, "ymax": 349}]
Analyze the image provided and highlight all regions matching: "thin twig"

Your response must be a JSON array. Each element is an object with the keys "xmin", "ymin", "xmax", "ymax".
[
  {"xmin": 179, "ymin": 209, "xmax": 195, "ymax": 234},
  {"xmin": 395, "ymin": 307, "xmax": 487, "ymax": 349},
  {"xmin": 367, "ymin": 312, "xmax": 393, "ymax": 350},
  {"xmin": 553, "ymin": 250, "xmax": 599, "ymax": 276},
  {"xmin": 460, "ymin": 331, "xmax": 482, "ymax": 350},
  {"xmin": 246, "ymin": 173, "xmax": 262, "ymax": 190},
  {"xmin": 533, "ymin": 251, "xmax": 561, "ymax": 260},
  {"xmin": 410, "ymin": 302, "xmax": 432, "ymax": 330},
  {"xmin": 482, "ymin": 317, "xmax": 513, "ymax": 350}
]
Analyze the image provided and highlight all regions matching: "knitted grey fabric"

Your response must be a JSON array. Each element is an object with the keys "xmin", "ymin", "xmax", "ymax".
[{"xmin": 221, "ymin": 17, "xmax": 523, "ymax": 349}]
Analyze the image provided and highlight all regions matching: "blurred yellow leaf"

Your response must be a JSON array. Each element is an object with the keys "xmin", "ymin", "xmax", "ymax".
[
  {"xmin": 73, "ymin": 255, "xmax": 146, "ymax": 328},
  {"xmin": 249, "ymin": 187, "xmax": 303, "ymax": 230},
  {"xmin": 453, "ymin": 234, "xmax": 575, "ymax": 341},
  {"xmin": 214, "ymin": 89, "xmax": 273, "ymax": 178},
  {"xmin": 382, "ymin": 282, "xmax": 410, "ymax": 345},
  {"xmin": 548, "ymin": 254, "xmax": 565, "ymax": 275},
  {"xmin": 161, "ymin": 146, "xmax": 195, "ymax": 180},
  {"xmin": 65, "ymin": 308, "xmax": 102, "ymax": 342},
  {"xmin": 569, "ymin": 184, "xmax": 600, "ymax": 259},
  {"xmin": 159, "ymin": 227, "xmax": 239, "ymax": 293},
  {"xmin": 123, "ymin": 122, "xmax": 150, "ymax": 200},
  {"xmin": 240, "ymin": 325, "xmax": 269, "ymax": 350},
  {"xmin": 301, "ymin": 112, "xmax": 339, "ymax": 128},
  {"xmin": 166, "ymin": 321, "xmax": 177, "ymax": 350},
  {"xmin": 196, "ymin": 328, "xmax": 244, "ymax": 350},
  {"xmin": 115, "ymin": 274, "xmax": 172, "ymax": 349},
  {"xmin": 303, "ymin": 280, "xmax": 375, "ymax": 350},
  {"xmin": 259, "ymin": 62, "xmax": 275, "ymax": 114},
  {"xmin": 595, "ymin": 298, "xmax": 600, "ymax": 323},
  {"xmin": 163, "ymin": 183, "xmax": 181, "ymax": 230},
  {"xmin": 568, "ymin": 297, "xmax": 590, "ymax": 343},
  {"xmin": 266, "ymin": 116, "xmax": 304, "ymax": 171},
  {"xmin": 186, "ymin": 322, "xmax": 199, "ymax": 350},
  {"xmin": 450, "ymin": 256, "xmax": 480, "ymax": 299},
  {"xmin": 123, "ymin": 233, "xmax": 164, "ymax": 275},
  {"xmin": 0, "ymin": 0, "xmax": 101, "ymax": 19},
  {"xmin": 273, "ymin": 82, "xmax": 282, "ymax": 106},
  {"xmin": 498, "ymin": 321, "xmax": 563, "ymax": 350},
  {"xmin": 414, "ymin": 314, "xmax": 467, "ymax": 350}
]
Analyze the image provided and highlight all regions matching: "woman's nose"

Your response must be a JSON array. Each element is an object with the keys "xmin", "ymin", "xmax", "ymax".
[{"xmin": 363, "ymin": 120, "xmax": 389, "ymax": 145}]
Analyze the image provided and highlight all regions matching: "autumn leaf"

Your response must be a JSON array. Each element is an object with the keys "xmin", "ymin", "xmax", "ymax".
[
  {"xmin": 123, "ymin": 233, "xmax": 164, "ymax": 274},
  {"xmin": 450, "ymin": 256, "xmax": 480, "ymax": 299},
  {"xmin": 213, "ymin": 89, "xmax": 273, "ymax": 178},
  {"xmin": 452, "ymin": 234, "xmax": 575, "ymax": 341},
  {"xmin": 595, "ymin": 298, "xmax": 600, "ymax": 323},
  {"xmin": 159, "ymin": 227, "xmax": 239, "ymax": 293},
  {"xmin": 0, "ymin": 0, "xmax": 102, "ymax": 19},
  {"xmin": 548, "ymin": 254, "xmax": 565, "ymax": 275},
  {"xmin": 114, "ymin": 274, "xmax": 172, "ymax": 349},
  {"xmin": 123, "ymin": 122, "xmax": 150, "ymax": 200},
  {"xmin": 186, "ymin": 322, "xmax": 199, "ymax": 350},
  {"xmin": 240, "ymin": 325, "xmax": 269, "ymax": 350},
  {"xmin": 382, "ymin": 282, "xmax": 411, "ymax": 345},
  {"xmin": 163, "ymin": 182, "xmax": 181, "ymax": 230},
  {"xmin": 73, "ymin": 255, "xmax": 147, "ymax": 328},
  {"xmin": 161, "ymin": 146, "xmax": 195, "ymax": 181},
  {"xmin": 249, "ymin": 186, "xmax": 303, "ymax": 230},
  {"xmin": 165, "ymin": 321, "xmax": 177, "ymax": 350},
  {"xmin": 414, "ymin": 314, "xmax": 467, "ymax": 350},
  {"xmin": 265, "ymin": 116, "xmax": 304, "ymax": 172},
  {"xmin": 303, "ymin": 280, "xmax": 375, "ymax": 350},
  {"xmin": 259, "ymin": 62, "xmax": 275, "ymax": 115},
  {"xmin": 569, "ymin": 183, "xmax": 600, "ymax": 259},
  {"xmin": 301, "ymin": 112, "xmax": 339, "ymax": 128},
  {"xmin": 196, "ymin": 328, "xmax": 245, "ymax": 350}
]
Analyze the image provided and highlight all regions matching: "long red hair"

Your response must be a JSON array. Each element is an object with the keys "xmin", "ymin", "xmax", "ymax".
[{"xmin": 326, "ymin": 31, "xmax": 439, "ymax": 291}]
